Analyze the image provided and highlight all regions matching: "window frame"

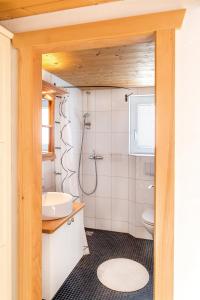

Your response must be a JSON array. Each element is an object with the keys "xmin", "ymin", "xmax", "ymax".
[
  {"xmin": 42, "ymin": 94, "xmax": 55, "ymax": 161},
  {"xmin": 129, "ymin": 94, "xmax": 155, "ymax": 156}
]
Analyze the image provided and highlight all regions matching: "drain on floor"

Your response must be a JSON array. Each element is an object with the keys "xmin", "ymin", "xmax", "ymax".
[{"xmin": 86, "ymin": 230, "xmax": 94, "ymax": 236}]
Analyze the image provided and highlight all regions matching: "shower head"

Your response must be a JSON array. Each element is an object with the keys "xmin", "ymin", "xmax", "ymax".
[
  {"xmin": 83, "ymin": 112, "xmax": 91, "ymax": 129},
  {"xmin": 83, "ymin": 112, "xmax": 90, "ymax": 118}
]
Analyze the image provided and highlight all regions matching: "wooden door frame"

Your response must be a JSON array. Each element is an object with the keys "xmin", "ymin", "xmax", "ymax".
[{"xmin": 13, "ymin": 9, "xmax": 185, "ymax": 300}]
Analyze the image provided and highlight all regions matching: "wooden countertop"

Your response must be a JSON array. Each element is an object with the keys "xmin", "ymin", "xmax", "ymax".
[{"xmin": 42, "ymin": 201, "xmax": 85, "ymax": 234}]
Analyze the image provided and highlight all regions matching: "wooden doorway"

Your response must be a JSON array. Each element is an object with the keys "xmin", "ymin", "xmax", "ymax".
[{"xmin": 13, "ymin": 9, "xmax": 185, "ymax": 300}]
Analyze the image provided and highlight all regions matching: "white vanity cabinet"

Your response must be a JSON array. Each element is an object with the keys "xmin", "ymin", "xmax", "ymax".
[{"xmin": 42, "ymin": 208, "xmax": 84, "ymax": 300}]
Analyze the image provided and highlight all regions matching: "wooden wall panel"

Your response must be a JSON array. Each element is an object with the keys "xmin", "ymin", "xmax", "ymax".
[
  {"xmin": 18, "ymin": 48, "xmax": 42, "ymax": 300},
  {"xmin": 154, "ymin": 29, "xmax": 175, "ymax": 300},
  {"xmin": 0, "ymin": 28, "xmax": 13, "ymax": 300}
]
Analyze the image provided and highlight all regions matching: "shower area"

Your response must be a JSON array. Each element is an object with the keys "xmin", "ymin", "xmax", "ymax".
[
  {"xmin": 79, "ymin": 88, "xmax": 154, "ymax": 239},
  {"xmin": 42, "ymin": 69, "xmax": 154, "ymax": 240}
]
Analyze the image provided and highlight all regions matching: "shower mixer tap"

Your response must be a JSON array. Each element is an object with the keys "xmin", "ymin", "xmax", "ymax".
[
  {"xmin": 89, "ymin": 151, "xmax": 104, "ymax": 160},
  {"xmin": 84, "ymin": 121, "xmax": 91, "ymax": 129}
]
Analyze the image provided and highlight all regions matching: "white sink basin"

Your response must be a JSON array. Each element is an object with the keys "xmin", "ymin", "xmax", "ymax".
[{"xmin": 42, "ymin": 192, "xmax": 73, "ymax": 220}]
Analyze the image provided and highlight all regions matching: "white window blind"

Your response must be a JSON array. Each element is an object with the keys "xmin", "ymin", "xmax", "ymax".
[{"xmin": 129, "ymin": 95, "xmax": 155, "ymax": 156}]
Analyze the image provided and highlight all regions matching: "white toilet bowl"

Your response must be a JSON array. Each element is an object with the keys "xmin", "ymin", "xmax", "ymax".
[{"xmin": 142, "ymin": 209, "xmax": 154, "ymax": 237}]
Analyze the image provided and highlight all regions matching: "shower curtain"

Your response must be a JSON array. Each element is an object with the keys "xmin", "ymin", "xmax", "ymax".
[
  {"xmin": 54, "ymin": 93, "xmax": 80, "ymax": 200},
  {"xmin": 55, "ymin": 92, "xmax": 90, "ymax": 255}
]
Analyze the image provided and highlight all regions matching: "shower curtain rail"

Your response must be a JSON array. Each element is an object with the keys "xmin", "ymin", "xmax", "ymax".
[
  {"xmin": 57, "ymin": 85, "xmax": 135, "ymax": 90},
  {"xmin": 56, "ymin": 85, "xmax": 136, "ymax": 102}
]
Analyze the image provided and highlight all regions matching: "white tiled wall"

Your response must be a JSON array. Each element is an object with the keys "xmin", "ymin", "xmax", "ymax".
[
  {"xmin": 82, "ymin": 87, "xmax": 154, "ymax": 239},
  {"xmin": 42, "ymin": 160, "xmax": 56, "ymax": 192},
  {"xmin": 41, "ymin": 76, "xmax": 154, "ymax": 239}
]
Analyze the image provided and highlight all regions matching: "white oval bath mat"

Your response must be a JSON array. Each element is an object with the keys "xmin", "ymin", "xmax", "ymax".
[{"xmin": 97, "ymin": 258, "xmax": 149, "ymax": 292}]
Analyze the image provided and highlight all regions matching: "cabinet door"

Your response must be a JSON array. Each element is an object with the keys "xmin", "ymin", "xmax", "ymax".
[
  {"xmin": 49, "ymin": 220, "xmax": 73, "ymax": 298},
  {"xmin": 42, "ymin": 210, "xmax": 84, "ymax": 300},
  {"xmin": 67, "ymin": 210, "xmax": 84, "ymax": 270}
]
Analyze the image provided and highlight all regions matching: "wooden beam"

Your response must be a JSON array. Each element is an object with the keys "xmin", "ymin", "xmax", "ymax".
[
  {"xmin": 42, "ymin": 80, "xmax": 66, "ymax": 95},
  {"xmin": 13, "ymin": 9, "xmax": 185, "ymax": 52},
  {"xmin": 0, "ymin": 0, "xmax": 119, "ymax": 21},
  {"xmin": 154, "ymin": 29, "xmax": 175, "ymax": 300},
  {"xmin": 18, "ymin": 48, "xmax": 42, "ymax": 300}
]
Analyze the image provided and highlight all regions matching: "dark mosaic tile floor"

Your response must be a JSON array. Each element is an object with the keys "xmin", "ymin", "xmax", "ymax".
[{"xmin": 53, "ymin": 229, "xmax": 153, "ymax": 300}]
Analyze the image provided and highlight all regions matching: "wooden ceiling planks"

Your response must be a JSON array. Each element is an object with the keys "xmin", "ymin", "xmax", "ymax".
[
  {"xmin": 0, "ymin": 0, "xmax": 118, "ymax": 20},
  {"xmin": 42, "ymin": 42, "xmax": 155, "ymax": 88}
]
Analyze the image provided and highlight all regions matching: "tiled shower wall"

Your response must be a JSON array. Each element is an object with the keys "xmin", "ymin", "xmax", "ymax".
[
  {"xmin": 42, "ymin": 71, "xmax": 154, "ymax": 239},
  {"xmin": 82, "ymin": 88, "xmax": 155, "ymax": 239}
]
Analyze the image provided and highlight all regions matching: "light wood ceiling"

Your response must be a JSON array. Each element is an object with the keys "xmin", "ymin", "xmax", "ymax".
[
  {"xmin": 42, "ymin": 42, "xmax": 155, "ymax": 88},
  {"xmin": 0, "ymin": 0, "xmax": 118, "ymax": 20}
]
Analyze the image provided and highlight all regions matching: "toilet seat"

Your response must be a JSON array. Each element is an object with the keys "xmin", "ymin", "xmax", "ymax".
[{"xmin": 142, "ymin": 209, "xmax": 154, "ymax": 226}]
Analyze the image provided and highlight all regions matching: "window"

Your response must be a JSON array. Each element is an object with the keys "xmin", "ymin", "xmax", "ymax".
[
  {"xmin": 42, "ymin": 96, "xmax": 55, "ymax": 160},
  {"xmin": 129, "ymin": 95, "xmax": 155, "ymax": 156}
]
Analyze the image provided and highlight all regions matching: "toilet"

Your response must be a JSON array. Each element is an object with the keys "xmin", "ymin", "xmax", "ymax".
[{"xmin": 142, "ymin": 209, "xmax": 154, "ymax": 237}]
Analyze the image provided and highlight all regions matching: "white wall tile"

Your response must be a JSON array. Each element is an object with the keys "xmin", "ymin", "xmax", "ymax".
[
  {"xmin": 80, "ymin": 88, "xmax": 155, "ymax": 237},
  {"xmin": 128, "ymin": 155, "xmax": 136, "ymax": 178},
  {"xmin": 84, "ymin": 217, "xmax": 96, "ymax": 229},
  {"xmin": 82, "ymin": 90, "xmax": 96, "ymax": 112},
  {"xmin": 96, "ymin": 219, "xmax": 111, "ymax": 230},
  {"xmin": 112, "ymin": 177, "xmax": 129, "ymax": 200},
  {"xmin": 128, "ymin": 201, "xmax": 135, "ymax": 225},
  {"xmin": 111, "ymin": 154, "xmax": 128, "ymax": 177},
  {"xmin": 111, "ymin": 111, "xmax": 129, "ymax": 133},
  {"xmin": 112, "ymin": 199, "xmax": 128, "ymax": 222},
  {"xmin": 83, "ymin": 132, "xmax": 95, "ymax": 154},
  {"xmin": 83, "ymin": 196, "xmax": 96, "ymax": 218},
  {"xmin": 96, "ymin": 176, "xmax": 111, "ymax": 198},
  {"xmin": 82, "ymin": 154, "xmax": 95, "ymax": 175},
  {"xmin": 42, "ymin": 161, "xmax": 56, "ymax": 192},
  {"xmin": 111, "ymin": 221, "xmax": 129, "ymax": 233},
  {"xmin": 95, "ymin": 90, "xmax": 111, "ymax": 111},
  {"xmin": 111, "ymin": 133, "xmax": 129, "ymax": 155},
  {"xmin": 128, "ymin": 178, "xmax": 136, "ymax": 202},
  {"xmin": 129, "ymin": 224, "xmax": 136, "ymax": 237},
  {"xmin": 95, "ymin": 133, "xmax": 111, "ymax": 155},
  {"xmin": 97, "ymin": 155, "xmax": 111, "ymax": 176},
  {"xmin": 136, "ymin": 156, "xmax": 155, "ymax": 180},
  {"xmin": 111, "ymin": 89, "xmax": 129, "ymax": 111},
  {"xmin": 96, "ymin": 197, "xmax": 111, "ymax": 219},
  {"xmin": 136, "ymin": 180, "xmax": 154, "ymax": 205},
  {"xmin": 95, "ymin": 111, "xmax": 111, "ymax": 133}
]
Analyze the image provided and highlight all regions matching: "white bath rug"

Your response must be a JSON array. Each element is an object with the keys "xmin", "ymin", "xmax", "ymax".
[{"xmin": 97, "ymin": 258, "xmax": 149, "ymax": 292}]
